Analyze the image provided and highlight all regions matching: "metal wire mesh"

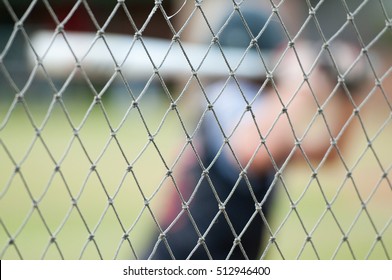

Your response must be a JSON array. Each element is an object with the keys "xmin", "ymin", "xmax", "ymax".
[{"xmin": 0, "ymin": 0, "xmax": 391, "ymax": 259}]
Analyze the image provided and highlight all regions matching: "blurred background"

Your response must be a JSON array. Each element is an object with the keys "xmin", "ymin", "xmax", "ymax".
[{"xmin": 0, "ymin": 0, "xmax": 391, "ymax": 259}]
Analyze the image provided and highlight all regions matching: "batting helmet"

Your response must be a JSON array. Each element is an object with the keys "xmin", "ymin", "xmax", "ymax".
[{"xmin": 218, "ymin": 8, "xmax": 285, "ymax": 51}]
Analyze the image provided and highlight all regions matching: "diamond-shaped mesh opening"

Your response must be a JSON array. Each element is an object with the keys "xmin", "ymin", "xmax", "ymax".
[{"xmin": 1, "ymin": 0, "xmax": 391, "ymax": 260}]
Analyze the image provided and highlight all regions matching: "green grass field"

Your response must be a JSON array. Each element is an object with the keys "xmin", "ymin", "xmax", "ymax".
[{"xmin": 0, "ymin": 83, "xmax": 391, "ymax": 260}]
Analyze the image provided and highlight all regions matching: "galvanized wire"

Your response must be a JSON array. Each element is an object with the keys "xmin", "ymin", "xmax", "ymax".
[{"xmin": 0, "ymin": 0, "xmax": 391, "ymax": 259}]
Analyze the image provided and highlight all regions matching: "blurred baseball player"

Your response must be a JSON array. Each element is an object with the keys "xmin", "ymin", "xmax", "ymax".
[{"xmin": 146, "ymin": 7, "xmax": 367, "ymax": 260}]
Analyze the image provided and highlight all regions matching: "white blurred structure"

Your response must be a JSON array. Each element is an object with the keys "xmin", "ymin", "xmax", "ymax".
[{"xmin": 27, "ymin": 31, "xmax": 272, "ymax": 81}]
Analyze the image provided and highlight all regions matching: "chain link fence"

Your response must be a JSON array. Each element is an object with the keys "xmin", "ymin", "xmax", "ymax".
[{"xmin": 1, "ymin": 0, "xmax": 391, "ymax": 259}]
